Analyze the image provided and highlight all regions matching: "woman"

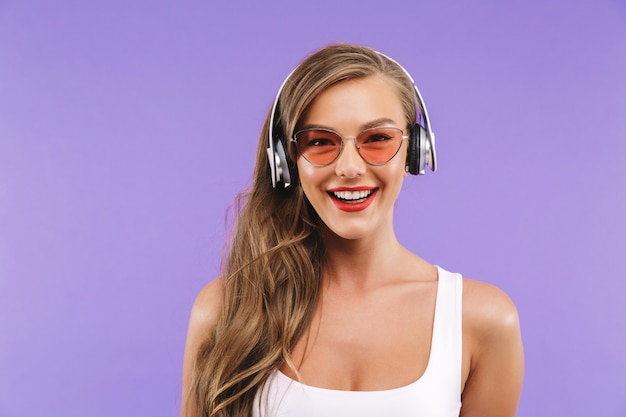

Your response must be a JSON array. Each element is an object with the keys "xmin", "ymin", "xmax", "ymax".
[{"xmin": 181, "ymin": 43, "xmax": 524, "ymax": 417}]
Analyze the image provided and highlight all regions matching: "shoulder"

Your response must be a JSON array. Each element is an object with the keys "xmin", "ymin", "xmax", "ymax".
[
  {"xmin": 188, "ymin": 277, "xmax": 225, "ymax": 339},
  {"xmin": 181, "ymin": 278, "xmax": 225, "ymax": 414},
  {"xmin": 460, "ymin": 278, "xmax": 523, "ymax": 379},
  {"xmin": 184, "ymin": 277, "xmax": 225, "ymax": 353},
  {"xmin": 462, "ymin": 278, "xmax": 520, "ymax": 339},
  {"xmin": 459, "ymin": 278, "xmax": 524, "ymax": 416}
]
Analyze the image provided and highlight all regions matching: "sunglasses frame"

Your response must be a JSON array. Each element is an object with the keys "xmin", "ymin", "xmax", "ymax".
[{"xmin": 291, "ymin": 126, "xmax": 409, "ymax": 167}]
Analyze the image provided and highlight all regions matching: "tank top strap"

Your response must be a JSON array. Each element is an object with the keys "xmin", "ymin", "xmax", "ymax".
[{"xmin": 427, "ymin": 266, "xmax": 463, "ymax": 392}]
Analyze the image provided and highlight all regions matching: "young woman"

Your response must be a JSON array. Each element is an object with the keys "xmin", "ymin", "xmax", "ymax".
[{"xmin": 181, "ymin": 43, "xmax": 524, "ymax": 417}]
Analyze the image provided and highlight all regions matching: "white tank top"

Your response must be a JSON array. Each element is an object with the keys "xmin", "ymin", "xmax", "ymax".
[{"xmin": 252, "ymin": 266, "xmax": 463, "ymax": 417}]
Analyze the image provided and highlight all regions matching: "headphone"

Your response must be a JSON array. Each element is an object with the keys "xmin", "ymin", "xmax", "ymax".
[{"xmin": 266, "ymin": 52, "xmax": 437, "ymax": 189}]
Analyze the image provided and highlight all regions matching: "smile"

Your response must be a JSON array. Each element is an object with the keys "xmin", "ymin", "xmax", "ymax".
[
  {"xmin": 331, "ymin": 189, "xmax": 374, "ymax": 203},
  {"xmin": 327, "ymin": 188, "xmax": 378, "ymax": 212}
]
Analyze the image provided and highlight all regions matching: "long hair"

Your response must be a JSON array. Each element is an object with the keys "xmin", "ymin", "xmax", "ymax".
[{"xmin": 189, "ymin": 43, "xmax": 419, "ymax": 417}]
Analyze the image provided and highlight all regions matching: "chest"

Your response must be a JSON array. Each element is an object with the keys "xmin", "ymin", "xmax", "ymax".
[{"xmin": 282, "ymin": 282, "xmax": 438, "ymax": 391}]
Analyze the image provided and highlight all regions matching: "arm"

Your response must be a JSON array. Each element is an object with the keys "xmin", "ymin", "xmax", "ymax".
[
  {"xmin": 460, "ymin": 279, "xmax": 524, "ymax": 417},
  {"xmin": 180, "ymin": 278, "xmax": 224, "ymax": 417}
]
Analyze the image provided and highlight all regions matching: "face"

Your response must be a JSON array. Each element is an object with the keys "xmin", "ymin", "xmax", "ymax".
[{"xmin": 296, "ymin": 74, "xmax": 409, "ymax": 241}]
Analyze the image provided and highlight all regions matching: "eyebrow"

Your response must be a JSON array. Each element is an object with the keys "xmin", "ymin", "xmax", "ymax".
[{"xmin": 299, "ymin": 118, "xmax": 400, "ymax": 132}]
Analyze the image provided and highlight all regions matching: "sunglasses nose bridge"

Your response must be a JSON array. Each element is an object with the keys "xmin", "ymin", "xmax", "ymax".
[
  {"xmin": 335, "ymin": 134, "xmax": 366, "ymax": 165},
  {"xmin": 342, "ymin": 135, "xmax": 360, "ymax": 150}
]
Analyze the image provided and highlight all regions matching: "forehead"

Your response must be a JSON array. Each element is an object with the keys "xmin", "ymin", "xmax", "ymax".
[{"xmin": 301, "ymin": 75, "xmax": 406, "ymax": 132}]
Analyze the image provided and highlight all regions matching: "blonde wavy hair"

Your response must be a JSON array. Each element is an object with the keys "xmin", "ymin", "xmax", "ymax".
[{"xmin": 189, "ymin": 43, "xmax": 419, "ymax": 417}]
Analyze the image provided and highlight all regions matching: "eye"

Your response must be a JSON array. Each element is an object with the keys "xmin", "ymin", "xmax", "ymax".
[
  {"xmin": 297, "ymin": 130, "xmax": 340, "ymax": 148},
  {"xmin": 306, "ymin": 137, "xmax": 336, "ymax": 147},
  {"xmin": 363, "ymin": 132, "xmax": 392, "ymax": 143}
]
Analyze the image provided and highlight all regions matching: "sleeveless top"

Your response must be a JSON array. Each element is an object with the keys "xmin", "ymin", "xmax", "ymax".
[{"xmin": 252, "ymin": 266, "xmax": 463, "ymax": 417}]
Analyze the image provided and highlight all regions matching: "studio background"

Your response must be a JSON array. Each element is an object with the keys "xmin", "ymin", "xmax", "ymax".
[{"xmin": 1, "ymin": 0, "xmax": 625, "ymax": 416}]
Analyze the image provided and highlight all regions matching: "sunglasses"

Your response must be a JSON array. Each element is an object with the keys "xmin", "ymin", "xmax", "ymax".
[{"xmin": 292, "ymin": 127, "xmax": 408, "ymax": 167}]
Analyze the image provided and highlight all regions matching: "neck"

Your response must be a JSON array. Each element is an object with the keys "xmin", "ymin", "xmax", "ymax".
[{"xmin": 320, "ymin": 225, "xmax": 407, "ymax": 291}]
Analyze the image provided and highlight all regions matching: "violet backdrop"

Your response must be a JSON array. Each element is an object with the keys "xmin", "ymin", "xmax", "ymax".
[{"xmin": 1, "ymin": 0, "xmax": 625, "ymax": 416}]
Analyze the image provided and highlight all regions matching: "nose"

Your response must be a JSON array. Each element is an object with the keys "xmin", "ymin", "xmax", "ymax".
[{"xmin": 335, "ymin": 137, "xmax": 366, "ymax": 178}]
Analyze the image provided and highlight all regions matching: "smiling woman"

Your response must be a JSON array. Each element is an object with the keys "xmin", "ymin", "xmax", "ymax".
[{"xmin": 180, "ymin": 43, "xmax": 524, "ymax": 417}]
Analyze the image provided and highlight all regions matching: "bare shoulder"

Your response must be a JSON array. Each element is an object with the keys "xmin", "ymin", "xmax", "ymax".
[
  {"xmin": 460, "ymin": 278, "xmax": 524, "ymax": 417},
  {"xmin": 184, "ymin": 277, "xmax": 225, "ymax": 359},
  {"xmin": 189, "ymin": 277, "xmax": 225, "ymax": 333},
  {"xmin": 462, "ymin": 278, "xmax": 520, "ymax": 338},
  {"xmin": 181, "ymin": 278, "xmax": 225, "ymax": 416}
]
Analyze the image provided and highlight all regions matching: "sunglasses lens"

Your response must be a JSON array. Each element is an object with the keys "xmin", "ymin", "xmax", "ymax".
[
  {"xmin": 294, "ymin": 129, "xmax": 342, "ymax": 165},
  {"xmin": 357, "ymin": 128, "xmax": 404, "ymax": 164},
  {"xmin": 294, "ymin": 127, "xmax": 404, "ymax": 166}
]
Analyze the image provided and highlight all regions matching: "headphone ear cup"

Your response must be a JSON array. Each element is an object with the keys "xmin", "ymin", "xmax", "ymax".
[
  {"xmin": 408, "ymin": 124, "xmax": 421, "ymax": 175},
  {"xmin": 273, "ymin": 134, "xmax": 294, "ymax": 188}
]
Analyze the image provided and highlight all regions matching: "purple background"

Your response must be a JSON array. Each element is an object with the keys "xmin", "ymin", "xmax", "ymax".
[{"xmin": 1, "ymin": 0, "xmax": 625, "ymax": 416}]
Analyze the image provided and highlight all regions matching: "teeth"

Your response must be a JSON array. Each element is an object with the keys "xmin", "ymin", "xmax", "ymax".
[{"xmin": 332, "ymin": 190, "xmax": 373, "ymax": 201}]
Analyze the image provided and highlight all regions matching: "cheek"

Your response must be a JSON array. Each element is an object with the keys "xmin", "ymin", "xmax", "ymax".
[
  {"xmin": 296, "ymin": 160, "xmax": 319, "ymax": 195},
  {"xmin": 388, "ymin": 145, "xmax": 409, "ymax": 176}
]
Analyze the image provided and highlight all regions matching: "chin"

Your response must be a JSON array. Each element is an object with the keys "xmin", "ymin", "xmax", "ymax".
[{"xmin": 321, "ymin": 221, "xmax": 374, "ymax": 241}]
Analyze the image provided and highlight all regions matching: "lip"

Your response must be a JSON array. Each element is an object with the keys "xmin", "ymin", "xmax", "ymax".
[
  {"xmin": 327, "ymin": 187, "xmax": 378, "ymax": 212},
  {"xmin": 327, "ymin": 186, "xmax": 377, "ymax": 192}
]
